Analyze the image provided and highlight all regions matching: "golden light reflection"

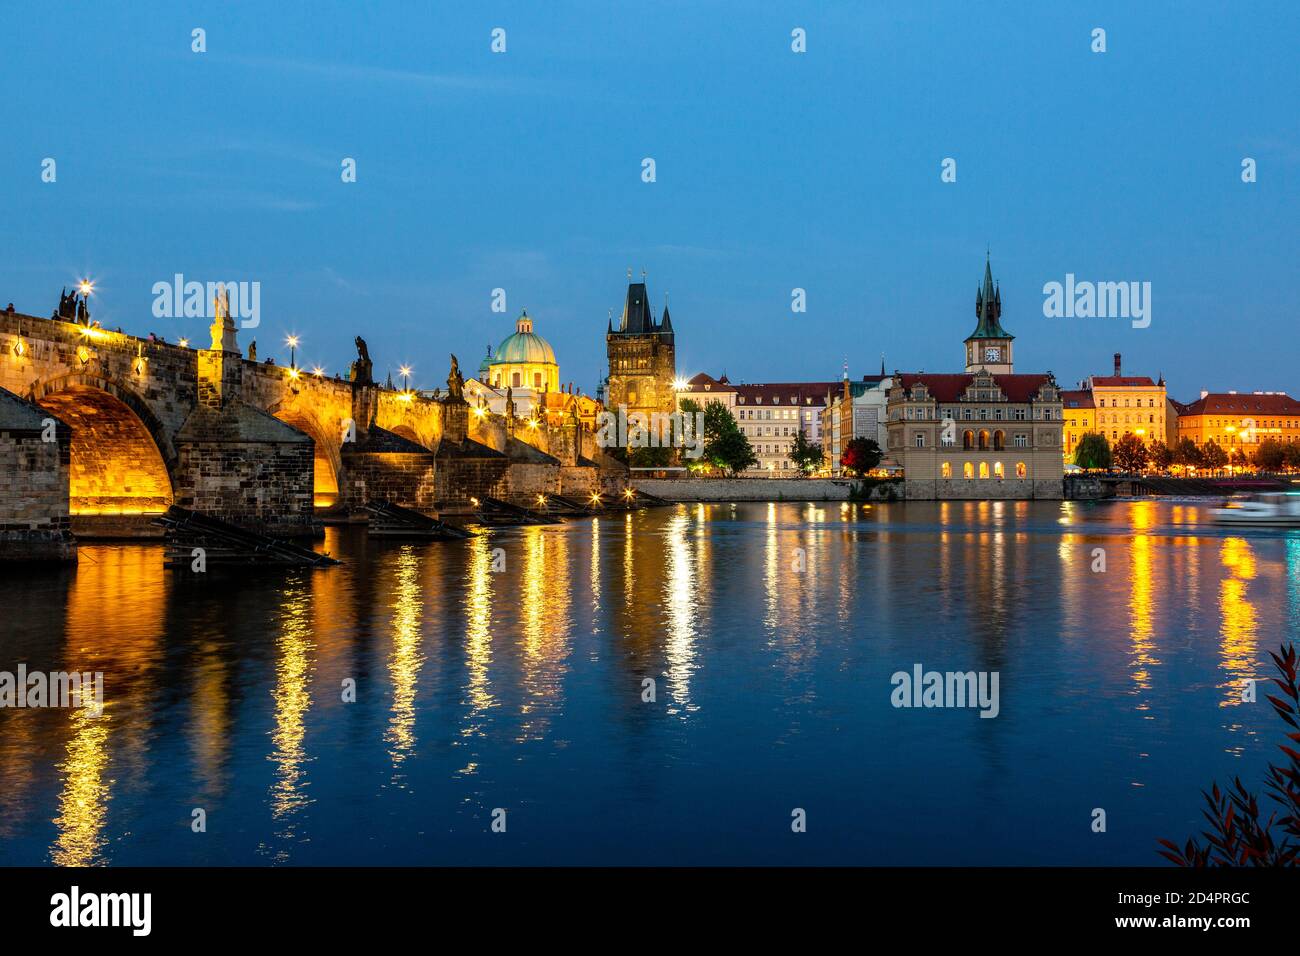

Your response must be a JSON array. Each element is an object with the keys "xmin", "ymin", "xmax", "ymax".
[
  {"xmin": 763, "ymin": 502, "xmax": 780, "ymax": 631},
  {"xmin": 519, "ymin": 526, "xmax": 571, "ymax": 739},
  {"xmin": 51, "ymin": 708, "xmax": 111, "ymax": 867},
  {"xmin": 1218, "ymin": 537, "xmax": 1258, "ymax": 707},
  {"xmin": 385, "ymin": 548, "xmax": 424, "ymax": 770},
  {"xmin": 263, "ymin": 584, "xmax": 314, "ymax": 860},
  {"xmin": 1128, "ymin": 501, "xmax": 1158, "ymax": 696},
  {"xmin": 462, "ymin": 533, "xmax": 496, "ymax": 747},
  {"xmin": 664, "ymin": 510, "xmax": 698, "ymax": 714}
]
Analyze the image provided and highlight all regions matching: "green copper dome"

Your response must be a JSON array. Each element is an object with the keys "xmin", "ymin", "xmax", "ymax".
[
  {"xmin": 491, "ymin": 310, "xmax": 557, "ymax": 366},
  {"xmin": 477, "ymin": 346, "xmax": 493, "ymax": 375}
]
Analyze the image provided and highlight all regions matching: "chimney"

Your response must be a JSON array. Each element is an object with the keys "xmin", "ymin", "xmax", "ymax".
[
  {"xmin": 1113, "ymin": 352, "xmax": 1122, "ymax": 377},
  {"xmin": 1200, "ymin": 390, "xmax": 1208, "ymax": 400}
]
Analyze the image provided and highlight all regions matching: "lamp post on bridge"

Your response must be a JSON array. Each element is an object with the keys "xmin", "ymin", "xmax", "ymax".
[{"xmin": 286, "ymin": 335, "xmax": 300, "ymax": 370}]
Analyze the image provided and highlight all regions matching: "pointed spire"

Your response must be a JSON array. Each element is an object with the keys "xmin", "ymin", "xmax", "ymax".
[
  {"xmin": 880, "ymin": 353, "xmax": 886, "ymax": 377},
  {"xmin": 660, "ymin": 293, "xmax": 673, "ymax": 333}
]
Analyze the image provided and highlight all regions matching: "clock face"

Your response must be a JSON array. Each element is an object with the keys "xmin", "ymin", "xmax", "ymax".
[{"xmin": 984, "ymin": 346, "xmax": 1001, "ymax": 362}]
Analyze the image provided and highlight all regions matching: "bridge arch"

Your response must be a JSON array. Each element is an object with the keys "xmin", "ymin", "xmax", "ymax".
[
  {"xmin": 265, "ymin": 400, "xmax": 343, "ymax": 509},
  {"xmin": 26, "ymin": 372, "xmax": 175, "ymax": 515}
]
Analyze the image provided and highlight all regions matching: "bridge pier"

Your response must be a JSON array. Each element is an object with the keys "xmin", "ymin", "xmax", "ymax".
[{"xmin": 0, "ymin": 387, "xmax": 75, "ymax": 561}]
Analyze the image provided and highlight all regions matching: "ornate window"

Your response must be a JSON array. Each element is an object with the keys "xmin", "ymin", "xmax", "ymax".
[
  {"xmin": 941, "ymin": 462, "xmax": 952, "ymax": 478},
  {"xmin": 1015, "ymin": 462, "xmax": 1026, "ymax": 478},
  {"xmin": 963, "ymin": 462, "xmax": 974, "ymax": 479}
]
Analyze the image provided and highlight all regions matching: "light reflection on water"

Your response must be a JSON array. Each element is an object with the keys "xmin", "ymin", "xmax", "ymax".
[{"xmin": 0, "ymin": 500, "xmax": 1295, "ymax": 866}]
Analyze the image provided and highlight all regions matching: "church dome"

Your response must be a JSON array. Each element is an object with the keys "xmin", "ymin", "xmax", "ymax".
[{"xmin": 491, "ymin": 310, "xmax": 557, "ymax": 366}]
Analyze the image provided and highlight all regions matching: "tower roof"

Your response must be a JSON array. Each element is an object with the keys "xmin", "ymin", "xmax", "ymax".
[
  {"xmin": 966, "ymin": 255, "xmax": 1013, "ymax": 342},
  {"xmin": 619, "ymin": 281, "xmax": 653, "ymax": 334}
]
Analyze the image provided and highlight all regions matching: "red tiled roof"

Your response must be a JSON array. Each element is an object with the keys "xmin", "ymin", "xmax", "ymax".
[
  {"xmin": 734, "ymin": 381, "xmax": 840, "ymax": 406},
  {"xmin": 1176, "ymin": 393, "xmax": 1300, "ymax": 417},
  {"xmin": 1090, "ymin": 376, "xmax": 1159, "ymax": 388},
  {"xmin": 893, "ymin": 373, "xmax": 1054, "ymax": 403},
  {"xmin": 1059, "ymin": 389, "xmax": 1095, "ymax": 409},
  {"xmin": 683, "ymin": 372, "xmax": 736, "ymax": 391}
]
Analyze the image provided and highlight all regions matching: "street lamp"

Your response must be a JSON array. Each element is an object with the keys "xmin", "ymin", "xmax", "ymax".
[
  {"xmin": 77, "ymin": 279, "xmax": 94, "ymax": 326},
  {"xmin": 286, "ymin": 335, "xmax": 300, "ymax": 370},
  {"xmin": 400, "ymin": 365, "xmax": 412, "ymax": 392}
]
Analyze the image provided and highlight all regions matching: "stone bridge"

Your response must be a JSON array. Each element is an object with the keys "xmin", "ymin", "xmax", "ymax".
[{"xmin": 0, "ymin": 302, "xmax": 622, "ymax": 547}]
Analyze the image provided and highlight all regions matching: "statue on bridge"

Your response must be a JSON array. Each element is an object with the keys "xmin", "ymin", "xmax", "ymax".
[
  {"xmin": 446, "ymin": 354, "xmax": 465, "ymax": 401},
  {"xmin": 350, "ymin": 336, "xmax": 374, "ymax": 385}
]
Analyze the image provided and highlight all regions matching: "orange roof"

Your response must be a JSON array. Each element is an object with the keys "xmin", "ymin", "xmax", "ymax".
[
  {"xmin": 1060, "ymin": 389, "xmax": 1095, "ymax": 409},
  {"xmin": 1176, "ymin": 393, "xmax": 1300, "ymax": 416}
]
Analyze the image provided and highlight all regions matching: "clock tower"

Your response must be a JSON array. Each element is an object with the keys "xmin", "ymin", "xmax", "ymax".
[{"xmin": 964, "ymin": 255, "xmax": 1014, "ymax": 374}]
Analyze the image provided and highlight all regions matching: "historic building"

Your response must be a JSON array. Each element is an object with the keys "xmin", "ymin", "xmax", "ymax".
[
  {"xmin": 733, "ymin": 381, "xmax": 838, "ymax": 473},
  {"xmin": 821, "ymin": 369, "xmax": 891, "ymax": 477},
  {"xmin": 604, "ymin": 275, "xmax": 676, "ymax": 422},
  {"xmin": 676, "ymin": 371, "xmax": 737, "ymax": 415},
  {"xmin": 1059, "ymin": 389, "xmax": 1096, "ymax": 460},
  {"xmin": 480, "ymin": 309, "xmax": 560, "ymax": 393},
  {"xmin": 1060, "ymin": 354, "xmax": 1168, "ymax": 460},
  {"xmin": 886, "ymin": 259, "xmax": 1064, "ymax": 499},
  {"xmin": 1172, "ymin": 391, "xmax": 1300, "ymax": 451},
  {"xmin": 1083, "ymin": 354, "xmax": 1167, "ymax": 447},
  {"xmin": 964, "ymin": 257, "xmax": 1014, "ymax": 375}
]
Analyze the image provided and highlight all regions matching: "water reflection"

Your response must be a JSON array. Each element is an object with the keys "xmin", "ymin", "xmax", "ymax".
[
  {"xmin": 262, "ymin": 582, "xmax": 315, "ymax": 862},
  {"xmin": 386, "ymin": 548, "xmax": 424, "ymax": 773},
  {"xmin": 0, "ymin": 502, "xmax": 1293, "ymax": 866},
  {"xmin": 50, "ymin": 708, "xmax": 111, "ymax": 866},
  {"xmin": 664, "ymin": 509, "xmax": 698, "ymax": 715},
  {"xmin": 1218, "ymin": 537, "xmax": 1258, "ymax": 706}
]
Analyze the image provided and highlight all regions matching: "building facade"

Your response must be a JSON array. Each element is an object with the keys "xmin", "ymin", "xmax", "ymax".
[
  {"xmin": 1060, "ymin": 389, "xmax": 1096, "ymax": 460},
  {"xmin": 733, "ymin": 381, "xmax": 838, "ymax": 474},
  {"xmin": 481, "ymin": 310, "xmax": 560, "ymax": 393},
  {"xmin": 821, "ymin": 372, "xmax": 891, "ymax": 476},
  {"xmin": 1173, "ymin": 391, "xmax": 1300, "ymax": 451},
  {"xmin": 1086, "ymin": 354, "xmax": 1167, "ymax": 448},
  {"xmin": 887, "ymin": 259, "xmax": 1064, "ymax": 499},
  {"xmin": 605, "ymin": 277, "xmax": 676, "ymax": 423}
]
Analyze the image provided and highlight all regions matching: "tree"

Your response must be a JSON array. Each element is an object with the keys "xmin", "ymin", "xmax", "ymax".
[
  {"xmin": 1229, "ymin": 447, "xmax": 1250, "ymax": 470},
  {"xmin": 841, "ymin": 437, "xmax": 882, "ymax": 476},
  {"xmin": 1148, "ymin": 440, "xmax": 1173, "ymax": 473},
  {"xmin": 1201, "ymin": 442, "xmax": 1228, "ymax": 473},
  {"xmin": 1112, "ymin": 434, "xmax": 1149, "ymax": 473},
  {"xmin": 681, "ymin": 398, "xmax": 756, "ymax": 476},
  {"xmin": 1283, "ymin": 442, "xmax": 1300, "ymax": 473},
  {"xmin": 1172, "ymin": 437, "xmax": 1203, "ymax": 469},
  {"xmin": 629, "ymin": 444, "xmax": 675, "ymax": 469},
  {"xmin": 789, "ymin": 429, "xmax": 825, "ymax": 476},
  {"xmin": 1074, "ymin": 432, "xmax": 1111, "ymax": 471},
  {"xmin": 1253, "ymin": 439, "xmax": 1287, "ymax": 473}
]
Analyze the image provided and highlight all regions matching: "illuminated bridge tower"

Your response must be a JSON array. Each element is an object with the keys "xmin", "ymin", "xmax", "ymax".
[{"xmin": 604, "ymin": 272, "xmax": 676, "ymax": 423}]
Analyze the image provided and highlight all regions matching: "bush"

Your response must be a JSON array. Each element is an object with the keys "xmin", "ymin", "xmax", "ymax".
[{"xmin": 1158, "ymin": 644, "xmax": 1300, "ymax": 866}]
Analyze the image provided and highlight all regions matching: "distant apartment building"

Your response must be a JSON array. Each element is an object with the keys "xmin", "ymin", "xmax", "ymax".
[
  {"xmin": 676, "ymin": 373, "xmax": 837, "ymax": 474},
  {"xmin": 821, "ymin": 371, "xmax": 891, "ymax": 477},
  {"xmin": 733, "ymin": 381, "xmax": 838, "ymax": 474}
]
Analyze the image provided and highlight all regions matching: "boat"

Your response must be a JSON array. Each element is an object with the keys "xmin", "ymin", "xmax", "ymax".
[{"xmin": 1210, "ymin": 492, "xmax": 1300, "ymax": 527}]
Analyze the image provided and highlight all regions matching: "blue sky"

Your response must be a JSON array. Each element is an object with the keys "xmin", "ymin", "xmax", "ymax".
[{"xmin": 3, "ymin": 1, "xmax": 1296, "ymax": 399}]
